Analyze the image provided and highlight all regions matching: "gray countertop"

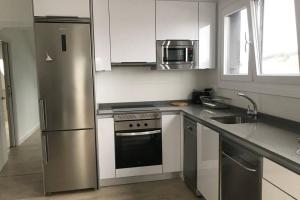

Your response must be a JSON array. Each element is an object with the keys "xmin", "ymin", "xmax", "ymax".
[{"xmin": 97, "ymin": 104, "xmax": 300, "ymax": 174}]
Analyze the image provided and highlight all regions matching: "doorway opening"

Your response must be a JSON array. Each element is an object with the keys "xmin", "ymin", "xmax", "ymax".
[{"xmin": 0, "ymin": 41, "xmax": 16, "ymax": 149}]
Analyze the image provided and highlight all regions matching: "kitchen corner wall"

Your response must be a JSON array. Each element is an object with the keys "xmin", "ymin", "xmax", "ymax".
[{"xmin": 95, "ymin": 67, "xmax": 212, "ymax": 103}]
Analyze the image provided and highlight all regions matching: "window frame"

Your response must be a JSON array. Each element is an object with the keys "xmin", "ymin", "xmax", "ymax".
[
  {"xmin": 252, "ymin": 0, "xmax": 300, "ymax": 84},
  {"xmin": 220, "ymin": 1, "xmax": 255, "ymax": 82},
  {"xmin": 217, "ymin": 0, "xmax": 300, "ymax": 98}
]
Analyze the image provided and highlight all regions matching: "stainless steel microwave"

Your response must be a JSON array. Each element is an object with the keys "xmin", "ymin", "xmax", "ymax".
[{"xmin": 156, "ymin": 40, "xmax": 199, "ymax": 70}]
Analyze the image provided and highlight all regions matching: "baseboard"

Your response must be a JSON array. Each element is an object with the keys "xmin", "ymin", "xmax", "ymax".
[
  {"xmin": 0, "ymin": 152, "xmax": 8, "ymax": 173},
  {"xmin": 0, "ymin": 141, "xmax": 9, "ymax": 172},
  {"xmin": 0, "ymin": 161, "xmax": 5, "ymax": 173},
  {"xmin": 17, "ymin": 124, "xmax": 40, "ymax": 145}
]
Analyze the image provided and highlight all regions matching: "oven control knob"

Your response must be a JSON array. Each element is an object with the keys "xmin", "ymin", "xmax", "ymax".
[
  {"xmin": 129, "ymin": 124, "xmax": 133, "ymax": 128},
  {"xmin": 137, "ymin": 123, "xmax": 140, "ymax": 127},
  {"xmin": 144, "ymin": 123, "xmax": 148, "ymax": 127}
]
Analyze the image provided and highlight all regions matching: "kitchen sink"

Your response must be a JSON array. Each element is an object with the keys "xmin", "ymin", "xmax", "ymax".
[{"xmin": 210, "ymin": 115, "xmax": 257, "ymax": 124}]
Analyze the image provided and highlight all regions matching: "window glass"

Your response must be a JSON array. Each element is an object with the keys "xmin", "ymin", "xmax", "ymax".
[
  {"xmin": 224, "ymin": 9, "xmax": 250, "ymax": 75},
  {"xmin": 260, "ymin": 0, "xmax": 299, "ymax": 75}
]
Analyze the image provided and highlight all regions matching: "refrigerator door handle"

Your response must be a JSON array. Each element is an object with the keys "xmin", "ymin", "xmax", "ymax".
[
  {"xmin": 42, "ymin": 134, "xmax": 48, "ymax": 164},
  {"xmin": 39, "ymin": 99, "xmax": 47, "ymax": 130}
]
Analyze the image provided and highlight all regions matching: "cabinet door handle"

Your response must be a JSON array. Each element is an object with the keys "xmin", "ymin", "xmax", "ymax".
[
  {"xmin": 186, "ymin": 125, "xmax": 193, "ymax": 131},
  {"xmin": 222, "ymin": 152, "xmax": 257, "ymax": 172}
]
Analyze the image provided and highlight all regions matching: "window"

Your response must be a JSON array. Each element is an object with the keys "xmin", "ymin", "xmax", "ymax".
[
  {"xmin": 255, "ymin": 0, "xmax": 300, "ymax": 76},
  {"xmin": 223, "ymin": 8, "xmax": 250, "ymax": 75}
]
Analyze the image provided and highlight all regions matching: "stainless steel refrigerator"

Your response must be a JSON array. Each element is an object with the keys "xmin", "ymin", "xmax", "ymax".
[{"xmin": 34, "ymin": 18, "xmax": 98, "ymax": 194}]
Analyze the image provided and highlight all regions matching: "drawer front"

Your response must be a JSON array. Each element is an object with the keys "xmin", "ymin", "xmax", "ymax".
[
  {"xmin": 262, "ymin": 179, "xmax": 295, "ymax": 200},
  {"xmin": 263, "ymin": 158, "xmax": 300, "ymax": 199}
]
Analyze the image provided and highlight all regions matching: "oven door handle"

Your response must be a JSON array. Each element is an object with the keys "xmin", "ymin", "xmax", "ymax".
[{"xmin": 116, "ymin": 130, "xmax": 161, "ymax": 137}]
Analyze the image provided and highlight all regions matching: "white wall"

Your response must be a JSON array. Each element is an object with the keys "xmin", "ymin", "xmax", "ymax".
[
  {"xmin": 211, "ymin": 0, "xmax": 300, "ymax": 122},
  {"xmin": 0, "ymin": 0, "xmax": 40, "ymax": 145},
  {"xmin": 0, "ymin": 0, "xmax": 33, "ymax": 29},
  {"xmin": 95, "ymin": 67, "xmax": 211, "ymax": 103}
]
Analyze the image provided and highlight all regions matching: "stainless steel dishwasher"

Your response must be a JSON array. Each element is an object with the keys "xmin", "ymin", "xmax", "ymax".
[
  {"xmin": 222, "ymin": 138, "xmax": 261, "ymax": 200},
  {"xmin": 183, "ymin": 117, "xmax": 197, "ymax": 194}
]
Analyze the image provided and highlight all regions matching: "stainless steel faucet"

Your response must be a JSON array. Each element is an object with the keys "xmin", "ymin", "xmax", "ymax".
[{"xmin": 237, "ymin": 93, "xmax": 258, "ymax": 118}]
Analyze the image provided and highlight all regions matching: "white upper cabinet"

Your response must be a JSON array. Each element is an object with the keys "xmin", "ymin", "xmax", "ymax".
[
  {"xmin": 156, "ymin": 1, "xmax": 199, "ymax": 40},
  {"xmin": 198, "ymin": 2, "xmax": 216, "ymax": 69},
  {"xmin": 92, "ymin": 0, "xmax": 111, "ymax": 71},
  {"xmin": 33, "ymin": 0, "xmax": 90, "ymax": 17},
  {"xmin": 162, "ymin": 114, "xmax": 181, "ymax": 173},
  {"xmin": 109, "ymin": 0, "xmax": 156, "ymax": 63},
  {"xmin": 197, "ymin": 124, "xmax": 219, "ymax": 200}
]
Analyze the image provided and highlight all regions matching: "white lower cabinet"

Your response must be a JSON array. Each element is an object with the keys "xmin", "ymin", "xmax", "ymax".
[
  {"xmin": 197, "ymin": 124, "xmax": 219, "ymax": 200},
  {"xmin": 97, "ymin": 118, "xmax": 115, "ymax": 179},
  {"xmin": 162, "ymin": 114, "xmax": 181, "ymax": 173},
  {"xmin": 263, "ymin": 158, "xmax": 300, "ymax": 199},
  {"xmin": 262, "ymin": 179, "xmax": 295, "ymax": 200}
]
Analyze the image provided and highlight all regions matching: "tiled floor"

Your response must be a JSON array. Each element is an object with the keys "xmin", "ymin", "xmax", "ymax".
[
  {"xmin": 0, "ymin": 131, "xmax": 42, "ymax": 177},
  {"xmin": 0, "ymin": 131, "xmax": 199, "ymax": 200}
]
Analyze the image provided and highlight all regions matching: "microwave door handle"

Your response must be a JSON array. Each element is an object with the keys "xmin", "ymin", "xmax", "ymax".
[
  {"xmin": 186, "ymin": 48, "xmax": 188, "ymax": 61},
  {"xmin": 116, "ymin": 130, "xmax": 161, "ymax": 137}
]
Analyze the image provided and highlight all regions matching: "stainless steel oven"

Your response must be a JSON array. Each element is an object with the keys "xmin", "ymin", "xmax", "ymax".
[
  {"xmin": 114, "ymin": 112, "xmax": 162, "ymax": 169},
  {"xmin": 156, "ymin": 40, "xmax": 199, "ymax": 70}
]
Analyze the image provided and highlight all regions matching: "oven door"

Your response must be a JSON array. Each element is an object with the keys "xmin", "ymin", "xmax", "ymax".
[{"xmin": 115, "ymin": 129, "xmax": 162, "ymax": 169}]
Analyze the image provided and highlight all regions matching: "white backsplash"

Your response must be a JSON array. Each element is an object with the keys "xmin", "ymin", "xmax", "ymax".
[{"xmin": 95, "ymin": 67, "xmax": 211, "ymax": 103}]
